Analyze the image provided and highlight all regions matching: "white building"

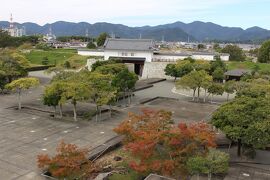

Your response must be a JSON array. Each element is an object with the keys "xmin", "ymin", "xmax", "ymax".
[
  {"xmin": 3, "ymin": 14, "xmax": 25, "ymax": 37},
  {"xmin": 78, "ymin": 38, "xmax": 230, "ymax": 78},
  {"xmin": 5, "ymin": 27, "xmax": 25, "ymax": 37}
]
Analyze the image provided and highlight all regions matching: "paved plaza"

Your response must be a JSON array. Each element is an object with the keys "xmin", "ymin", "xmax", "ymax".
[{"xmin": 0, "ymin": 71, "xmax": 268, "ymax": 179}]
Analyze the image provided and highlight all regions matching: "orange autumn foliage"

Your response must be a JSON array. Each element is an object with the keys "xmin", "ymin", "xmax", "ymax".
[
  {"xmin": 114, "ymin": 109, "xmax": 216, "ymax": 177},
  {"xmin": 37, "ymin": 140, "xmax": 96, "ymax": 179}
]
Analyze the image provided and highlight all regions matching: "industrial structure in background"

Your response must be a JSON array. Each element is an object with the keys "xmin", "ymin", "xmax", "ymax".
[{"xmin": 2, "ymin": 14, "xmax": 26, "ymax": 37}]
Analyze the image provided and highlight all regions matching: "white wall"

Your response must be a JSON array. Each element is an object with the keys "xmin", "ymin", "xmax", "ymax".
[
  {"xmin": 153, "ymin": 54, "xmax": 189, "ymax": 62},
  {"xmin": 220, "ymin": 55, "xmax": 230, "ymax": 61},
  {"xmin": 104, "ymin": 50, "xmax": 153, "ymax": 62},
  {"xmin": 191, "ymin": 55, "xmax": 214, "ymax": 61},
  {"xmin": 78, "ymin": 50, "xmax": 104, "ymax": 56},
  {"xmin": 79, "ymin": 49, "xmax": 230, "ymax": 62},
  {"xmin": 142, "ymin": 62, "xmax": 175, "ymax": 79}
]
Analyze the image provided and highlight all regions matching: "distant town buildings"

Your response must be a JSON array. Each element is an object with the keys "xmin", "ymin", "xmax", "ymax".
[
  {"xmin": 43, "ymin": 26, "xmax": 56, "ymax": 43},
  {"xmin": 2, "ymin": 14, "xmax": 26, "ymax": 37}
]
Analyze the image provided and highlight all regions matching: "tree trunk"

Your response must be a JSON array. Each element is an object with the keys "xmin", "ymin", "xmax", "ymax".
[
  {"xmin": 54, "ymin": 106, "xmax": 57, "ymax": 118},
  {"xmin": 128, "ymin": 90, "xmax": 131, "ymax": 105},
  {"xmin": 109, "ymin": 104, "xmax": 112, "ymax": 119},
  {"xmin": 18, "ymin": 89, "xmax": 22, "ymax": 110},
  {"xmin": 227, "ymin": 93, "xmax": 230, "ymax": 101},
  {"xmin": 96, "ymin": 106, "xmax": 99, "ymax": 122},
  {"xmin": 237, "ymin": 139, "xmax": 242, "ymax": 157},
  {"xmin": 211, "ymin": 94, "xmax": 213, "ymax": 103},
  {"xmin": 174, "ymin": 77, "xmax": 177, "ymax": 82},
  {"xmin": 197, "ymin": 87, "xmax": 200, "ymax": 102},
  {"xmin": 59, "ymin": 104, "xmax": 63, "ymax": 118},
  {"xmin": 99, "ymin": 107, "xmax": 101, "ymax": 119},
  {"xmin": 73, "ymin": 102, "xmax": 77, "ymax": 122},
  {"xmin": 208, "ymin": 173, "xmax": 212, "ymax": 180},
  {"xmin": 204, "ymin": 89, "xmax": 207, "ymax": 102},
  {"xmin": 123, "ymin": 91, "xmax": 126, "ymax": 106},
  {"xmin": 192, "ymin": 89, "xmax": 196, "ymax": 101}
]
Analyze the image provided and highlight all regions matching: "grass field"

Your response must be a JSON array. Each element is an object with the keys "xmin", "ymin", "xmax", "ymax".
[
  {"xmin": 227, "ymin": 61, "xmax": 270, "ymax": 71},
  {"xmin": 24, "ymin": 49, "xmax": 89, "ymax": 68}
]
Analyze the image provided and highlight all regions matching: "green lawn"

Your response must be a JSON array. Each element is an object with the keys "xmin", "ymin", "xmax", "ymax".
[
  {"xmin": 226, "ymin": 61, "xmax": 270, "ymax": 71},
  {"xmin": 25, "ymin": 49, "xmax": 89, "ymax": 68}
]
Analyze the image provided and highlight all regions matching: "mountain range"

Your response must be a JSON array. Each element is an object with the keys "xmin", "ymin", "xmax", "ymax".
[{"xmin": 1, "ymin": 21, "xmax": 270, "ymax": 42}]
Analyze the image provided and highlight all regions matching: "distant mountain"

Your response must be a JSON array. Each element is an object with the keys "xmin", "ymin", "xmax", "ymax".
[{"xmin": 1, "ymin": 20, "xmax": 270, "ymax": 42}]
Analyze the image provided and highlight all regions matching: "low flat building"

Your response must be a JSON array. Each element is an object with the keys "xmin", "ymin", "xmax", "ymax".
[
  {"xmin": 79, "ymin": 38, "xmax": 230, "ymax": 78},
  {"xmin": 225, "ymin": 69, "xmax": 251, "ymax": 81}
]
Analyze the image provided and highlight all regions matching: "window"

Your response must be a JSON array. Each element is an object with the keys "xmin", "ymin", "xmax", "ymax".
[
  {"xmin": 131, "ymin": 53, "xmax": 135, "ymax": 56},
  {"xmin": 121, "ymin": 52, "xmax": 128, "ymax": 56}
]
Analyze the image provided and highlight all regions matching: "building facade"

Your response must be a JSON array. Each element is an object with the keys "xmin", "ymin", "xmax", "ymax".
[{"xmin": 79, "ymin": 38, "xmax": 230, "ymax": 78}]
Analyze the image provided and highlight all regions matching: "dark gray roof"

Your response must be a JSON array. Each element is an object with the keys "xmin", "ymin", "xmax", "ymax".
[
  {"xmin": 104, "ymin": 38, "xmax": 154, "ymax": 51},
  {"xmin": 225, "ymin": 69, "xmax": 251, "ymax": 77}
]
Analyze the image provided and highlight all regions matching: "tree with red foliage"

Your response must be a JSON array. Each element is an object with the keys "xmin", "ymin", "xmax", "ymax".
[
  {"xmin": 114, "ymin": 109, "xmax": 216, "ymax": 178},
  {"xmin": 37, "ymin": 140, "xmax": 96, "ymax": 179}
]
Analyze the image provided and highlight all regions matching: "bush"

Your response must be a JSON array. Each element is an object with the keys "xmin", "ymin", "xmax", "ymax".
[
  {"xmin": 37, "ymin": 140, "xmax": 97, "ymax": 179},
  {"xmin": 63, "ymin": 61, "xmax": 71, "ymax": 68},
  {"xmin": 87, "ymin": 42, "xmax": 96, "ymax": 49},
  {"xmin": 36, "ymin": 43, "xmax": 51, "ymax": 51},
  {"xmin": 41, "ymin": 57, "xmax": 49, "ymax": 65}
]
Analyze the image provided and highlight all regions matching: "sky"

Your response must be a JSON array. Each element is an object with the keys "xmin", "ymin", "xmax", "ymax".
[{"xmin": 1, "ymin": 0, "xmax": 270, "ymax": 29}]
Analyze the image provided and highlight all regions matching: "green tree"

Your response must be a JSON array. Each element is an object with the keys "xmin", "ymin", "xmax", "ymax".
[
  {"xmin": 5, "ymin": 77, "xmax": 39, "ymax": 110},
  {"xmin": 95, "ymin": 63, "xmax": 127, "ymax": 75},
  {"xmin": 177, "ymin": 70, "xmax": 212, "ymax": 102},
  {"xmin": 222, "ymin": 45, "xmax": 245, "ymax": 61},
  {"xmin": 164, "ymin": 60, "xmax": 194, "ymax": 81},
  {"xmin": 192, "ymin": 60, "xmax": 211, "ymax": 72},
  {"xmin": 212, "ymin": 67, "xmax": 224, "ymax": 82},
  {"xmin": 63, "ymin": 61, "xmax": 71, "ymax": 68},
  {"xmin": 87, "ymin": 72, "xmax": 117, "ymax": 121},
  {"xmin": 10, "ymin": 52, "xmax": 30, "ymax": 68},
  {"xmin": 211, "ymin": 96, "xmax": 270, "ymax": 156},
  {"xmin": 224, "ymin": 80, "xmax": 236, "ymax": 101},
  {"xmin": 210, "ymin": 57, "xmax": 226, "ymax": 74},
  {"xmin": 0, "ymin": 55, "xmax": 28, "ymax": 82},
  {"xmin": 112, "ymin": 69, "xmax": 138, "ymax": 105},
  {"xmin": 43, "ymin": 82, "xmax": 65, "ymax": 118},
  {"xmin": 258, "ymin": 40, "xmax": 270, "ymax": 63},
  {"xmin": 41, "ymin": 56, "xmax": 49, "ymax": 65},
  {"xmin": 91, "ymin": 59, "xmax": 121, "ymax": 72},
  {"xmin": 202, "ymin": 76, "xmax": 213, "ymax": 103},
  {"xmin": 51, "ymin": 71, "xmax": 76, "ymax": 83},
  {"xmin": 197, "ymin": 44, "xmax": 205, "ymax": 50},
  {"xmin": 175, "ymin": 60, "xmax": 194, "ymax": 76},
  {"xmin": 177, "ymin": 73, "xmax": 197, "ymax": 101},
  {"xmin": 164, "ymin": 64, "xmax": 179, "ymax": 81},
  {"xmin": 61, "ymin": 81, "xmax": 91, "ymax": 122},
  {"xmin": 0, "ymin": 70, "xmax": 6, "ymax": 91},
  {"xmin": 96, "ymin": 33, "xmax": 109, "ymax": 47},
  {"xmin": 236, "ymin": 79, "xmax": 270, "ymax": 98},
  {"xmin": 187, "ymin": 149, "xmax": 229, "ymax": 180},
  {"xmin": 87, "ymin": 41, "xmax": 96, "ymax": 49},
  {"xmin": 207, "ymin": 83, "xmax": 224, "ymax": 103},
  {"xmin": 213, "ymin": 43, "xmax": 222, "ymax": 52}
]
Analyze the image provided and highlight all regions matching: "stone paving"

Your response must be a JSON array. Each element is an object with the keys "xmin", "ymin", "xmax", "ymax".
[
  {"xmin": 0, "ymin": 71, "xmax": 268, "ymax": 179},
  {"xmin": 0, "ymin": 107, "xmax": 125, "ymax": 179}
]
